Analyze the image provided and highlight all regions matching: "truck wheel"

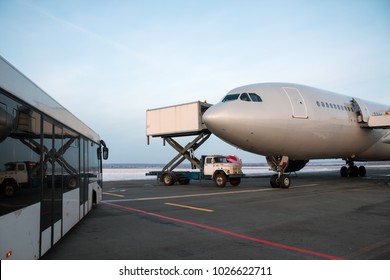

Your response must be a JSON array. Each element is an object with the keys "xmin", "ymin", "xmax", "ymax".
[
  {"xmin": 67, "ymin": 177, "xmax": 77, "ymax": 188},
  {"xmin": 214, "ymin": 172, "xmax": 227, "ymax": 188},
  {"xmin": 162, "ymin": 173, "xmax": 175, "ymax": 186},
  {"xmin": 2, "ymin": 181, "xmax": 17, "ymax": 197},
  {"xmin": 178, "ymin": 177, "xmax": 190, "ymax": 185},
  {"xmin": 229, "ymin": 178, "xmax": 241, "ymax": 186}
]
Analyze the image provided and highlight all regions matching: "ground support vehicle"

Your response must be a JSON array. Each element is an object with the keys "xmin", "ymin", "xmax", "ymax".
[
  {"xmin": 147, "ymin": 155, "xmax": 245, "ymax": 188},
  {"xmin": 146, "ymin": 101, "xmax": 245, "ymax": 187}
]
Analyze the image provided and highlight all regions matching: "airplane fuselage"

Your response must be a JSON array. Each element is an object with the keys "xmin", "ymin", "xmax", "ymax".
[{"xmin": 203, "ymin": 83, "xmax": 390, "ymax": 162}]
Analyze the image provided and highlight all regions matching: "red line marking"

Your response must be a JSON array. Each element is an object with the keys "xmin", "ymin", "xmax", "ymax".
[{"xmin": 103, "ymin": 201, "xmax": 344, "ymax": 260}]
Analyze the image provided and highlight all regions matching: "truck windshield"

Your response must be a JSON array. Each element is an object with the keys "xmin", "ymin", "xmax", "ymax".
[
  {"xmin": 5, "ymin": 163, "xmax": 16, "ymax": 171},
  {"xmin": 214, "ymin": 157, "xmax": 228, "ymax": 163}
]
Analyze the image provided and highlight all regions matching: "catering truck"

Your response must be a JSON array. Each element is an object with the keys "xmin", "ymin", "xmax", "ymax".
[{"xmin": 147, "ymin": 155, "xmax": 244, "ymax": 188}]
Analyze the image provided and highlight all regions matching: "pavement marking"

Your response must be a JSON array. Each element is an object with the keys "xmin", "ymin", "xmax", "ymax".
[
  {"xmin": 103, "ymin": 192, "xmax": 125, "ymax": 198},
  {"xmin": 103, "ymin": 184, "xmax": 319, "ymax": 203},
  {"xmin": 165, "ymin": 202, "xmax": 214, "ymax": 212},
  {"xmin": 103, "ymin": 201, "xmax": 343, "ymax": 260}
]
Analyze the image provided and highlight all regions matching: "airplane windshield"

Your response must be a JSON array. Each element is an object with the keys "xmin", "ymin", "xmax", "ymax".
[
  {"xmin": 222, "ymin": 93, "xmax": 262, "ymax": 103},
  {"xmin": 249, "ymin": 93, "xmax": 262, "ymax": 102},
  {"xmin": 222, "ymin": 94, "xmax": 240, "ymax": 102}
]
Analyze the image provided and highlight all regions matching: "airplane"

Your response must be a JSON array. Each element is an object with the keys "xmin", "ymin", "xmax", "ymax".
[{"xmin": 202, "ymin": 82, "xmax": 390, "ymax": 188}]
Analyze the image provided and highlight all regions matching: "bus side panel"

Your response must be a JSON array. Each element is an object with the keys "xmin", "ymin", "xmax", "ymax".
[
  {"xmin": 41, "ymin": 226, "xmax": 51, "ymax": 257},
  {"xmin": 53, "ymin": 220, "xmax": 62, "ymax": 245},
  {"xmin": 63, "ymin": 188, "xmax": 80, "ymax": 235},
  {"xmin": 0, "ymin": 203, "xmax": 41, "ymax": 259}
]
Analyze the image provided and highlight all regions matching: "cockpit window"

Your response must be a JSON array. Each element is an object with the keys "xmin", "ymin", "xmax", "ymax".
[
  {"xmin": 222, "ymin": 92, "xmax": 263, "ymax": 103},
  {"xmin": 249, "ymin": 93, "xmax": 262, "ymax": 102},
  {"xmin": 240, "ymin": 93, "xmax": 251, "ymax": 102},
  {"xmin": 222, "ymin": 94, "xmax": 240, "ymax": 102}
]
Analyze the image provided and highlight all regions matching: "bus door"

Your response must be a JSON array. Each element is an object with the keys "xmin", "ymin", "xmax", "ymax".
[
  {"xmin": 80, "ymin": 138, "xmax": 88, "ymax": 218},
  {"xmin": 40, "ymin": 120, "xmax": 63, "ymax": 256}
]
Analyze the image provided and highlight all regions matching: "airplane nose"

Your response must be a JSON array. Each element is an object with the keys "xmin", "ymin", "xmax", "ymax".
[{"xmin": 202, "ymin": 103, "xmax": 230, "ymax": 134}]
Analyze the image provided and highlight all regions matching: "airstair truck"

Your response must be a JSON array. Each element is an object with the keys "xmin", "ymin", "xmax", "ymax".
[{"xmin": 146, "ymin": 101, "xmax": 245, "ymax": 187}]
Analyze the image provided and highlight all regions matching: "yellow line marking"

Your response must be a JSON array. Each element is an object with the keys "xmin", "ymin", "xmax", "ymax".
[
  {"xmin": 103, "ymin": 192, "xmax": 125, "ymax": 198},
  {"xmin": 165, "ymin": 203, "xmax": 214, "ymax": 213}
]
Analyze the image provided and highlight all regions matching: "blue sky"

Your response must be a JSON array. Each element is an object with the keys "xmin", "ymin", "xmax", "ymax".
[{"xmin": 1, "ymin": 0, "xmax": 389, "ymax": 163}]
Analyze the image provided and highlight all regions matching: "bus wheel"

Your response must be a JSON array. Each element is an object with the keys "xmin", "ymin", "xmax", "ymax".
[{"xmin": 214, "ymin": 172, "xmax": 227, "ymax": 188}]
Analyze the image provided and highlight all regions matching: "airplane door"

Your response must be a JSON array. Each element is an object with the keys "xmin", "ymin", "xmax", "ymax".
[
  {"xmin": 283, "ymin": 87, "xmax": 308, "ymax": 119},
  {"xmin": 352, "ymin": 97, "xmax": 370, "ymax": 123}
]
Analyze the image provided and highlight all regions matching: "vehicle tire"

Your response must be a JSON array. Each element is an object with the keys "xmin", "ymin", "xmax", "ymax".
[
  {"xmin": 270, "ymin": 174, "xmax": 280, "ymax": 188},
  {"xmin": 162, "ymin": 173, "xmax": 175, "ymax": 186},
  {"xmin": 280, "ymin": 175, "xmax": 291, "ymax": 189},
  {"xmin": 348, "ymin": 166, "xmax": 359, "ymax": 177},
  {"xmin": 214, "ymin": 172, "xmax": 227, "ymax": 188},
  {"xmin": 178, "ymin": 177, "xmax": 190, "ymax": 185},
  {"xmin": 2, "ymin": 181, "xmax": 17, "ymax": 197},
  {"xmin": 340, "ymin": 166, "xmax": 348, "ymax": 177},
  {"xmin": 229, "ymin": 178, "xmax": 241, "ymax": 186},
  {"xmin": 358, "ymin": 166, "xmax": 366, "ymax": 177},
  {"xmin": 67, "ymin": 177, "xmax": 77, "ymax": 188}
]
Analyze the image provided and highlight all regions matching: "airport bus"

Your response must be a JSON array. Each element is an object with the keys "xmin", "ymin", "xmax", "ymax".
[{"xmin": 0, "ymin": 56, "xmax": 109, "ymax": 259}]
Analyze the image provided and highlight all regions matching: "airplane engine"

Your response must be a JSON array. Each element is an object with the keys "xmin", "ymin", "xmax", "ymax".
[{"xmin": 266, "ymin": 156, "xmax": 308, "ymax": 173}]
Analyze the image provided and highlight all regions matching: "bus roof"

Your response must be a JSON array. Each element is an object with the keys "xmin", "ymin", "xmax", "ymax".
[{"xmin": 0, "ymin": 56, "xmax": 100, "ymax": 143}]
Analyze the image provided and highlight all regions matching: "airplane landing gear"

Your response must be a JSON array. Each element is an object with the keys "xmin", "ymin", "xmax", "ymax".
[
  {"xmin": 270, "ymin": 174, "xmax": 291, "ymax": 188},
  {"xmin": 340, "ymin": 160, "xmax": 366, "ymax": 177},
  {"xmin": 267, "ymin": 156, "xmax": 291, "ymax": 189}
]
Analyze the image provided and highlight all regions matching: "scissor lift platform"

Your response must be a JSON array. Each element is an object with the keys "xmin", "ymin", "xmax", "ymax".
[{"xmin": 146, "ymin": 101, "xmax": 213, "ymax": 173}]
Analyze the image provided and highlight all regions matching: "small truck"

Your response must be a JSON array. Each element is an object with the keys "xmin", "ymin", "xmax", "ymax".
[
  {"xmin": 147, "ymin": 155, "xmax": 244, "ymax": 187},
  {"xmin": 0, "ymin": 161, "xmax": 41, "ymax": 197}
]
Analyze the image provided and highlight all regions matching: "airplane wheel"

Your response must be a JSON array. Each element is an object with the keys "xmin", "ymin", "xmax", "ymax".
[
  {"xmin": 340, "ymin": 166, "xmax": 348, "ymax": 177},
  {"xmin": 280, "ymin": 175, "xmax": 291, "ymax": 189},
  {"xmin": 358, "ymin": 166, "xmax": 366, "ymax": 177},
  {"xmin": 348, "ymin": 166, "xmax": 359, "ymax": 177},
  {"xmin": 270, "ymin": 174, "xmax": 280, "ymax": 188}
]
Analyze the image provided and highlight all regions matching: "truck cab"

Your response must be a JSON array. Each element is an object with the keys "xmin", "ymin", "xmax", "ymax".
[
  {"xmin": 0, "ymin": 161, "xmax": 40, "ymax": 197},
  {"xmin": 202, "ymin": 155, "xmax": 243, "ymax": 187}
]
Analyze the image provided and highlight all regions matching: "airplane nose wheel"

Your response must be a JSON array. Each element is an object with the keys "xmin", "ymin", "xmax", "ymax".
[{"xmin": 270, "ymin": 174, "xmax": 291, "ymax": 188}]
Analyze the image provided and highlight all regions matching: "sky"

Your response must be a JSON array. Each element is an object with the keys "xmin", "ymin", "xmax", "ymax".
[{"xmin": 1, "ymin": 0, "xmax": 389, "ymax": 164}]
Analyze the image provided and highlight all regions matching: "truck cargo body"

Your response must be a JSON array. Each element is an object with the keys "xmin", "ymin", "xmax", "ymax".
[{"xmin": 146, "ymin": 101, "xmax": 211, "ymax": 138}]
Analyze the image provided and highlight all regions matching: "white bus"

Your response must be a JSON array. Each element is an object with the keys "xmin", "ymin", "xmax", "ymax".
[{"xmin": 0, "ymin": 56, "xmax": 109, "ymax": 259}]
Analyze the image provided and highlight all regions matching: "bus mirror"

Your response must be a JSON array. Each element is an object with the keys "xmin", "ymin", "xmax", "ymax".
[{"xmin": 103, "ymin": 147, "xmax": 109, "ymax": 160}]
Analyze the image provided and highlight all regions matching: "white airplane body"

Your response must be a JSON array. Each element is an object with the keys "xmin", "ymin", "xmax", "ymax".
[{"xmin": 203, "ymin": 83, "xmax": 390, "ymax": 188}]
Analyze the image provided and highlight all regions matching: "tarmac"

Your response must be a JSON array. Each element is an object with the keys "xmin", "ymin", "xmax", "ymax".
[{"xmin": 42, "ymin": 167, "xmax": 390, "ymax": 260}]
